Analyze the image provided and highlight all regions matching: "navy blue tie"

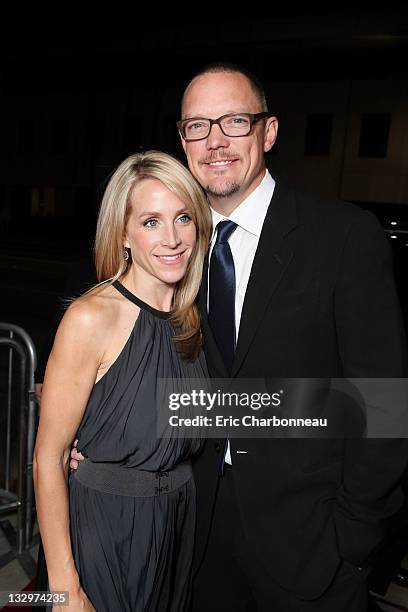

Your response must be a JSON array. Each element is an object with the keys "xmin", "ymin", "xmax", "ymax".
[{"xmin": 209, "ymin": 220, "xmax": 237, "ymax": 373}]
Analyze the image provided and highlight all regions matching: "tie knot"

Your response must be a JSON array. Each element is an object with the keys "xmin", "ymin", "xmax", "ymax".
[{"xmin": 215, "ymin": 220, "xmax": 237, "ymax": 244}]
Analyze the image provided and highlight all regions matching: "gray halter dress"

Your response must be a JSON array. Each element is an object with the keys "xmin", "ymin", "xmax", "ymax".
[{"xmin": 69, "ymin": 280, "xmax": 208, "ymax": 612}]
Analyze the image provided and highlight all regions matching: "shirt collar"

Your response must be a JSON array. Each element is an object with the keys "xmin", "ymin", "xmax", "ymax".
[{"xmin": 210, "ymin": 170, "xmax": 275, "ymax": 241}]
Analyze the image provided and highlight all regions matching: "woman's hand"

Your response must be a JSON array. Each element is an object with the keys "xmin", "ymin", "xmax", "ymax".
[{"xmin": 53, "ymin": 586, "xmax": 95, "ymax": 611}]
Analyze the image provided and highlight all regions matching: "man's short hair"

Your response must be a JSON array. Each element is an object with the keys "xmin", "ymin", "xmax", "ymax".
[{"xmin": 182, "ymin": 61, "xmax": 268, "ymax": 113}]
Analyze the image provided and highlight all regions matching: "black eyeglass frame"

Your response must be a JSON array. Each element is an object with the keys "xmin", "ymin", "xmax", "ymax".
[{"xmin": 177, "ymin": 112, "xmax": 270, "ymax": 142}]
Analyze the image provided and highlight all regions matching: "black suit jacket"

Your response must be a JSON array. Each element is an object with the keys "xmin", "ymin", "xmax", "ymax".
[{"xmin": 193, "ymin": 178, "xmax": 408, "ymax": 599}]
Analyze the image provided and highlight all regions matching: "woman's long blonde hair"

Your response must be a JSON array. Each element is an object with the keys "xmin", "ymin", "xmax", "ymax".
[{"xmin": 94, "ymin": 150, "xmax": 211, "ymax": 361}]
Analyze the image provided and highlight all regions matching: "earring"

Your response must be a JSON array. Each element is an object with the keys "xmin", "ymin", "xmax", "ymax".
[{"xmin": 123, "ymin": 248, "xmax": 129, "ymax": 261}]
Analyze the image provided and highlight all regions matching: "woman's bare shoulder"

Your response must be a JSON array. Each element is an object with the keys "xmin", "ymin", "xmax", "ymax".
[{"xmin": 58, "ymin": 283, "xmax": 122, "ymax": 344}]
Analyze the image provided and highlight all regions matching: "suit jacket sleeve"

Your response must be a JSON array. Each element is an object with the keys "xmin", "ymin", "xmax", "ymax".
[{"xmin": 333, "ymin": 209, "xmax": 408, "ymax": 566}]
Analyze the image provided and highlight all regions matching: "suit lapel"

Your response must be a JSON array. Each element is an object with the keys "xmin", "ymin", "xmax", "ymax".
[
  {"xmin": 231, "ymin": 179, "xmax": 298, "ymax": 376},
  {"xmin": 199, "ymin": 179, "xmax": 298, "ymax": 378}
]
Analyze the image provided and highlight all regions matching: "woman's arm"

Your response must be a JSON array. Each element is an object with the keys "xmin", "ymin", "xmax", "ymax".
[{"xmin": 33, "ymin": 299, "xmax": 105, "ymax": 609}]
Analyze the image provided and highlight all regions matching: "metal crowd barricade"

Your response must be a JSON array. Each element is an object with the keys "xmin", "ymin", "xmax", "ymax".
[{"xmin": 0, "ymin": 323, "xmax": 37, "ymax": 555}]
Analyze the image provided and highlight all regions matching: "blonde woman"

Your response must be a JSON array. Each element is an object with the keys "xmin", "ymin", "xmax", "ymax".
[{"xmin": 34, "ymin": 151, "xmax": 212, "ymax": 612}]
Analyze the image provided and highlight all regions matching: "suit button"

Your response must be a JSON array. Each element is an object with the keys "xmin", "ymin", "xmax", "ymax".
[{"xmin": 214, "ymin": 442, "xmax": 221, "ymax": 453}]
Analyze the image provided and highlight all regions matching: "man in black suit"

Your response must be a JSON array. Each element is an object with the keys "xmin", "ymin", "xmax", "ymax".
[{"xmin": 177, "ymin": 63, "xmax": 408, "ymax": 611}]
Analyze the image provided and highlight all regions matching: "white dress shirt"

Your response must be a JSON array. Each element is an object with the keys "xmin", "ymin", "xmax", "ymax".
[{"xmin": 208, "ymin": 170, "xmax": 276, "ymax": 464}]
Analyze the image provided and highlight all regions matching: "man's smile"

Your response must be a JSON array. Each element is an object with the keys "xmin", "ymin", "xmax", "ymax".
[
  {"xmin": 201, "ymin": 156, "xmax": 240, "ymax": 170},
  {"xmin": 207, "ymin": 160, "xmax": 235, "ymax": 167}
]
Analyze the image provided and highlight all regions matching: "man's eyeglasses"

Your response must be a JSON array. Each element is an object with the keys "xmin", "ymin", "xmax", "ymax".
[{"xmin": 177, "ymin": 112, "xmax": 269, "ymax": 142}]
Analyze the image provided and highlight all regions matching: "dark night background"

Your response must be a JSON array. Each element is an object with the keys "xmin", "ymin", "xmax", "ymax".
[
  {"xmin": 1, "ymin": 5, "xmax": 408, "ymax": 370},
  {"xmin": 1, "ymin": 8, "xmax": 408, "ymax": 603}
]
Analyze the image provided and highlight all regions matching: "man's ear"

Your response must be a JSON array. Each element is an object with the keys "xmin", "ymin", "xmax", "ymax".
[{"xmin": 264, "ymin": 117, "xmax": 278, "ymax": 153}]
